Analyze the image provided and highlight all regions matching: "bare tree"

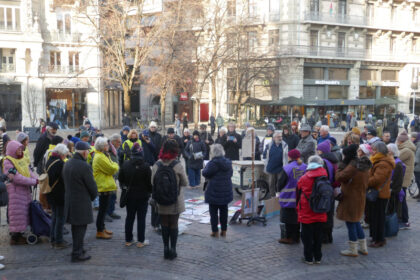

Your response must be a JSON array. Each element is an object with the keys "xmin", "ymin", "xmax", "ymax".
[
  {"xmin": 79, "ymin": 0, "xmax": 163, "ymax": 113},
  {"xmin": 24, "ymin": 84, "xmax": 40, "ymax": 127}
]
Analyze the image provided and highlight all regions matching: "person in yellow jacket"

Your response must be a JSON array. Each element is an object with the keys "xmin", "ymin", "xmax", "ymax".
[
  {"xmin": 122, "ymin": 129, "xmax": 142, "ymax": 162},
  {"xmin": 92, "ymin": 137, "xmax": 119, "ymax": 239}
]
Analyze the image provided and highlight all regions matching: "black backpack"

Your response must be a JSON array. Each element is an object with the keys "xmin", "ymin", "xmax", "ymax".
[
  {"xmin": 303, "ymin": 176, "xmax": 334, "ymax": 213},
  {"xmin": 152, "ymin": 160, "xmax": 179, "ymax": 206}
]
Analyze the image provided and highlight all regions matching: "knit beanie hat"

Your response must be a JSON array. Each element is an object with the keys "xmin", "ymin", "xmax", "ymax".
[
  {"xmin": 287, "ymin": 149, "xmax": 301, "ymax": 160},
  {"xmin": 351, "ymin": 127, "xmax": 361, "ymax": 136},
  {"xmin": 122, "ymin": 126, "xmax": 130, "ymax": 132},
  {"xmin": 80, "ymin": 131, "xmax": 90, "ymax": 139},
  {"xmin": 193, "ymin": 130, "xmax": 200, "ymax": 137},
  {"xmin": 359, "ymin": 144, "xmax": 373, "ymax": 157},
  {"xmin": 52, "ymin": 135, "xmax": 64, "ymax": 145},
  {"xmin": 317, "ymin": 140, "xmax": 331, "ymax": 154},
  {"xmin": 397, "ymin": 130, "xmax": 409, "ymax": 143},
  {"xmin": 329, "ymin": 137, "xmax": 337, "ymax": 146},
  {"xmin": 16, "ymin": 132, "xmax": 28, "ymax": 143},
  {"xmin": 343, "ymin": 144, "xmax": 359, "ymax": 161}
]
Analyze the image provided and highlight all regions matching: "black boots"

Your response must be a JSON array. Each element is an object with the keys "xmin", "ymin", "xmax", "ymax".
[
  {"xmin": 161, "ymin": 226, "xmax": 170, "ymax": 259},
  {"xmin": 169, "ymin": 228, "xmax": 178, "ymax": 260}
]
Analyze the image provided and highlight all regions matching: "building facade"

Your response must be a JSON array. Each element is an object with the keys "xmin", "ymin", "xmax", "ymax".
[{"xmin": 0, "ymin": 0, "xmax": 120, "ymax": 130}]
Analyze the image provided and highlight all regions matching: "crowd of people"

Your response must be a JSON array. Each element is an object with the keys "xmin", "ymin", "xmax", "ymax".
[{"xmin": 0, "ymin": 111, "xmax": 418, "ymax": 267}]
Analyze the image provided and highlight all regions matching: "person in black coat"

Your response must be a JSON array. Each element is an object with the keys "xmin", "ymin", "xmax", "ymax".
[
  {"xmin": 386, "ymin": 118, "xmax": 399, "ymax": 143},
  {"xmin": 199, "ymin": 124, "xmax": 214, "ymax": 160},
  {"xmin": 148, "ymin": 121, "xmax": 162, "ymax": 158},
  {"xmin": 184, "ymin": 131, "xmax": 206, "ymax": 187},
  {"xmin": 63, "ymin": 141, "xmax": 98, "ymax": 262},
  {"xmin": 118, "ymin": 144, "xmax": 152, "ymax": 247},
  {"xmin": 282, "ymin": 125, "xmax": 299, "ymax": 150},
  {"xmin": 46, "ymin": 144, "xmax": 70, "ymax": 249},
  {"xmin": 223, "ymin": 123, "xmax": 242, "ymax": 161},
  {"xmin": 33, "ymin": 122, "xmax": 58, "ymax": 174},
  {"xmin": 162, "ymin": 128, "xmax": 184, "ymax": 155},
  {"xmin": 202, "ymin": 144, "xmax": 233, "ymax": 237},
  {"xmin": 140, "ymin": 129, "xmax": 157, "ymax": 166}
]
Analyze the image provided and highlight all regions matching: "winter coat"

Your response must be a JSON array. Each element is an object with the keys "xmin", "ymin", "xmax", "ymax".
[
  {"xmin": 141, "ymin": 137, "xmax": 157, "ymax": 166},
  {"xmin": 317, "ymin": 133, "xmax": 333, "ymax": 144},
  {"xmin": 33, "ymin": 132, "xmax": 53, "ymax": 174},
  {"xmin": 149, "ymin": 131, "xmax": 162, "ymax": 157},
  {"xmin": 118, "ymin": 154, "xmax": 152, "ymax": 200},
  {"xmin": 414, "ymin": 141, "xmax": 420, "ymax": 173},
  {"xmin": 162, "ymin": 135, "xmax": 184, "ymax": 154},
  {"xmin": 215, "ymin": 134, "xmax": 227, "ymax": 146},
  {"xmin": 63, "ymin": 152, "xmax": 98, "ymax": 225},
  {"xmin": 297, "ymin": 167, "xmax": 328, "ymax": 224},
  {"xmin": 263, "ymin": 141, "xmax": 288, "ymax": 173},
  {"xmin": 223, "ymin": 131, "xmax": 242, "ymax": 161},
  {"xmin": 368, "ymin": 154, "xmax": 395, "ymax": 199},
  {"xmin": 199, "ymin": 132, "xmax": 214, "ymax": 160},
  {"xmin": 92, "ymin": 151, "xmax": 119, "ymax": 193},
  {"xmin": 216, "ymin": 116, "xmax": 224, "ymax": 127},
  {"xmin": 398, "ymin": 140, "xmax": 416, "ymax": 187},
  {"xmin": 202, "ymin": 156, "xmax": 233, "ymax": 205},
  {"xmin": 283, "ymin": 133, "xmax": 299, "ymax": 150},
  {"xmin": 46, "ymin": 155, "xmax": 65, "ymax": 206},
  {"xmin": 151, "ymin": 159, "xmax": 188, "ymax": 215},
  {"xmin": 4, "ymin": 142, "xmax": 37, "ymax": 232},
  {"xmin": 181, "ymin": 135, "xmax": 191, "ymax": 159},
  {"xmin": 387, "ymin": 121, "xmax": 399, "ymax": 142},
  {"xmin": 184, "ymin": 139, "xmax": 206, "ymax": 169},
  {"xmin": 336, "ymin": 157, "xmax": 371, "ymax": 222},
  {"xmin": 296, "ymin": 135, "xmax": 316, "ymax": 163}
]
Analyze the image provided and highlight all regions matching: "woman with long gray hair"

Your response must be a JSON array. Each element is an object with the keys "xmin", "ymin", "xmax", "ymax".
[{"xmin": 202, "ymin": 144, "xmax": 233, "ymax": 238}]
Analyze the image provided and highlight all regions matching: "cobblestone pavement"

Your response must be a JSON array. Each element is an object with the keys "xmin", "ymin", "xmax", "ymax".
[{"xmin": 1, "ymin": 185, "xmax": 420, "ymax": 280}]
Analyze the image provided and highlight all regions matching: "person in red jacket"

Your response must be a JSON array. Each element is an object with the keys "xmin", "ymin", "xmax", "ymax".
[{"xmin": 297, "ymin": 155, "xmax": 328, "ymax": 265}]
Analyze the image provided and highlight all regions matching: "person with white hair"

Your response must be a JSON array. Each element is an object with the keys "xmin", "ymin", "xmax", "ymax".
[
  {"xmin": 387, "ymin": 143, "xmax": 405, "ymax": 217},
  {"xmin": 317, "ymin": 125, "xmax": 333, "ymax": 144},
  {"xmin": 297, "ymin": 155, "xmax": 328, "ymax": 265},
  {"xmin": 202, "ymin": 144, "xmax": 233, "ymax": 238},
  {"xmin": 148, "ymin": 121, "xmax": 162, "ymax": 159},
  {"xmin": 263, "ymin": 132, "xmax": 288, "ymax": 197},
  {"xmin": 215, "ymin": 126, "xmax": 227, "ymax": 145},
  {"xmin": 92, "ymin": 137, "xmax": 119, "ymax": 240},
  {"xmin": 46, "ymin": 144, "xmax": 70, "ymax": 249}
]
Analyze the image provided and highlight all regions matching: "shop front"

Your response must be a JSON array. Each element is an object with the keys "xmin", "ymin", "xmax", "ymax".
[
  {"xmin": 0, "ymin": 84, "xmax": 21, "ymax": 130},
  {"xmin": 173, "ymin": 92, "xmax": 193, "ymax": 123}
]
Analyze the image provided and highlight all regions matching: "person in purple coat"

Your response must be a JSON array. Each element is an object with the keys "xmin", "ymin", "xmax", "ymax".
[
  {"xmin": 4, "ymin": 141, "xmax": 38, "ymax": 245},
  {"xmin": 276, "ymin": 149, "xmax": 307, "ymax": 244}
]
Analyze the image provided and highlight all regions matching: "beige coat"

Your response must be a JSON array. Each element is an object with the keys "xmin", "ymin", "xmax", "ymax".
[
  {"xmin": 151, "ymin": 159, "xmax": 188, "ymax": 215},
  {"xmin": 398, "ymin": 140, "xmax": 416, "ymax": 188}
]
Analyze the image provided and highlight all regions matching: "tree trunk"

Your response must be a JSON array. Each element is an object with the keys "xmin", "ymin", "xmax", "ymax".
[
  {"xmin": 160, "ymin": 93, "xmax": 166, "ymax": 133},
  {"xmin": 193, "ymin": 99, "xmax": 200, "ymax": 130},
  {"xmin": 123, "ymin": 87, "xmax": 131, "ymax": 113},
  {"xmin": 211, "ymin": 73, "xmax": 217, "ymax": 117}
]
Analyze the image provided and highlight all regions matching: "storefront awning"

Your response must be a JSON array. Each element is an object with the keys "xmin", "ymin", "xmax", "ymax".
[{"xmin": 241, "ymin": 97, "xmax": 403, "ymax": 106}]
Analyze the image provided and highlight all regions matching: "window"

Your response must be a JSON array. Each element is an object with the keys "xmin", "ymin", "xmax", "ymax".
[
  {"xmin": 57, "ymin": 13, "xmax": 71, "ymax": 34},
  {"xmin": 381, "ymin": 87, "xmax": 397, "ymax": 98},
  {"xmin": 304, "ymin": 85, "xmax": 324, "ymax": 100},
  {"xmin": 365, "ymin": 35, "xmax": 372, "ymax": 50},
  {"xmin": 304, "ymin": 67, "xmax": 323, "ymax": 79},
  {"xmin": 248, "ymin": 0, "xmax": 258, "ymax": 17},
  {"xmin": 359, "ymin": 86, "xmax": 375, "ymax": 99},
  {"xmin": 50, "ymin": 51, "xmax": 61, "ymax": 72},
  {"xmin": 6, "ymin": 8, "xmax": 11, "ymax": 28},
  {"xmin": 310, "ymin": 30, "xmax": 318, "ymax": 47},
  {"xmin": 328, "ymin": 85, "xmax": 348, "ymax": 99},
  {"xmin": 382, "ymin": 70, "xmax": 398, "ymax": 81},
  {"xmin": 328, "ymin": 68, "xmax": 348, "ymax": 80},
  {"xmin": 367, "ymin": 3, "xmax": 374, "ymax": 21},
  {"xmin": 360, "ymin": 69, "xmax": 377, "ymax": 81},
  {"xmin": 338, "ymin": 0, "xmax": 346, "ymax": 15},
  {"xmin": 337, "ymin": 32, "xmax": 346, "ymax": 54},
  {"xmin": 65, "ymin": 14, "xmax": 71, "ymax": 34},
  {"xmin": 15, "ymin": 8, "xmax": 19, "ymax": 30},
  {"xmin": 310, "ymin": 0, "xmax": 319, "ymax": 13},
  {"xmin": 248, "ymin": 31, "xmax": 257, "ymax": 51},
  {"xmin": 227, "ymin": 0, "xmax": 236, "ymax": 17},
  {"xmin": 69, "ymin": 52, "xmax": 79, "ymax": 72},
  {"xmin": 57, "ymin": 14, "xmax": 63, "ymax": 33},
  {"xmin": 0, "ymin": 7, "xmax": 20, "ymax": 30},
  {"xmin": 390, "ymin": 37, "xmax": 396, "ymax": 54},
  {"xmin": 269, "ymin": 0, "xmax": 280, "ymax": 14},
  {"xmin": 268, "ymin": 29, "xmax": 279, "ymax": 46}
]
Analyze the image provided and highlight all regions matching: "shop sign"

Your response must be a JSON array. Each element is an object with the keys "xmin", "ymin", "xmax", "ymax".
[
  {"xmin": 314, "ymin": 80, "xmax": 340, "ymax": 85},
  {"xmin": 382, "ymin": 81, "xmax": 400, "ymax": 87},
  {"xmin": 179, "ymin": 92, "xmax": 188, "ymax": 101}
]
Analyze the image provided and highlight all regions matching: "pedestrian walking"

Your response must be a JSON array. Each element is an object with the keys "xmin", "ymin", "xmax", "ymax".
[
  {"xmin": 396, "ymin": 131, "xmax": 415, "ymax": 229},
  {"xmin": 119, "ymin": 143, "xmax": 152, "ymax": 247},
  {"xmin": 412, "ymin": 132, "xmax": 420, "ymax": 200},
  {"xmin": 4, "ymin": 141, "xmax": 38, "ymax": 245},
  {"xmin": 92, "ymin": 137, "xmax": 119, "ymax": 240},
  {"xmin": 263, "ymin": 132, "xmax": 288, "ymax": 197},
  {"xmin": 277, "ymin": 149, "xmax": 306, "ymax": 244},
  {"xmin": 202, "ymin": 144, "xmax": 233, "ymax": 238},
  {"xmin": 152, "ymin": 141, "xmax": 188, "ymax": 260},
  {"xmin": 46, "ymin": 144, "xmax": 71, "ymax": 249},
  {"xmin": 174, "ymin": 114, "xmax": 181, "ymax": 137},
  {"xmin": 223, "ymin": 123, "xmax": 242, "ymax": 161},
  {"xmin": 184, "ymin": 131, "xmax": 206, "ymax": 188},
  {"xmin": 182, "ymin": 113, "xmax": 189, "ymax": 132},
  {"xmin": 63, "ymin": 141, "xmax": 98, "ymax": 262},
  {"xmin": 210, "ymin": 113, "xmax": 216, "ymax": 137},
  {"xmin": 216, "ymin": 113, "xmax": 224, "ymax": 134},
  {"xmin": 297, "ymin": 155, "xmax": 327, "ymax": 265},
  {"xmin": 199, "ymin": 124, "xmax": 214, "ymax": 160},
  {"xmin": 367, "ymin": 141, "xmax": 395, "ymax": 248},
  {"xmin": 297, "ymin": 124, "xmax": 316, "ymax": 163},
  {"xmin": 387, "ymin": 117, "xmax": 399, "ymax": 143},
  {"xmin": 336, "ymin": 144, "xmax": 371, "ymax": 257}
]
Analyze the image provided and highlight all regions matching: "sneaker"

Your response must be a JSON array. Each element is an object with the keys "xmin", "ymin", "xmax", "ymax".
[
  {"xmin": 301, "ymin": 257, "xmax": 313, "ymax": 265},
  {"xmin": 110, "ymin": 213, "xmax": 121, "ymax": 219},
  {"xmin": 314, "ymin": 260, "xmax": 321, "ymax": 264},
  {"xmin": 105, "ymin": 215, "xmax": 113, "ymax": 222},
  {"xmin": 399, "ymin": 223, "xmax": 411, "ymax": 230},
  {"xmin": 136, "ymin": 240, "xmax": 150, "ymax": 248},
  {"xmin": 0, "ymin": 263, "xmax": 4, "ymax": 270}
]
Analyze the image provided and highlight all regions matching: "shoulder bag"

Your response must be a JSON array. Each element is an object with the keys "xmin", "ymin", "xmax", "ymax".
[{"xmin": 366, "ymin": 176, "xmax": 391, "ymax": 202}]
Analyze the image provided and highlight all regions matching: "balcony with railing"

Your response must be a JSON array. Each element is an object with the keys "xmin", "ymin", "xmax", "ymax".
[
  {"xmin": 45, "ymin": 32, "xmax": 82, "ymax": 43},
  {"xmin": 0, "ymin": 63, "xmax": 15, "ymax": 73},
  {"xmin": 39, "ymin": 65, "xmax": 83, "ymax": 75},
  {"xmin": 304, "ymin": 12, "xmax": 367, "ymax": 26}
]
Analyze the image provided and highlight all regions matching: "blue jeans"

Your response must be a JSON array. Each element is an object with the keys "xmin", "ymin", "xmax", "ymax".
[
  {"xmin": 50, "ymin": 203, "xmax": 65, "ymax": 244},
  {"xmin": 107, "ymin": 192, "xmax": 117, "ymax": 216},
  {"xmin": 187, "ymin": 167, "xmax": 201, "ymax": 187},
  {"xmin": 345, "ymin": 221, "xmax": 365, "ymax": 242}
]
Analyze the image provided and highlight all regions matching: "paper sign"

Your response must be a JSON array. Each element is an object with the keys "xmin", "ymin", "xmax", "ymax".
[{"xmin": 241, "ymin": 188, "xmax": 260, "ymax": 217}]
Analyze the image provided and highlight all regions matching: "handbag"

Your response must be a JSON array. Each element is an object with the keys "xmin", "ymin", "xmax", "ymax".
[
  {"xmin": 366, "ymin": 176, "xmax": 390, "ymax": 202},
  {"xmin": 119, "ymin": 185, "xmax": 129, "ymax": 208},
  {"xmin": 385, "ymin": 201, "xmax": 399, "ymax": 237}
]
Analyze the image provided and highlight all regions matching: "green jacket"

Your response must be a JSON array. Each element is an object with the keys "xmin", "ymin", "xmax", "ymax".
[
  {"xmin": 92, "ymin": 151, "xmax": 119, "ymax": 192},
  {"xmin": 216, "ymin": 116, "xmax": 224, "ymax": 127}
]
